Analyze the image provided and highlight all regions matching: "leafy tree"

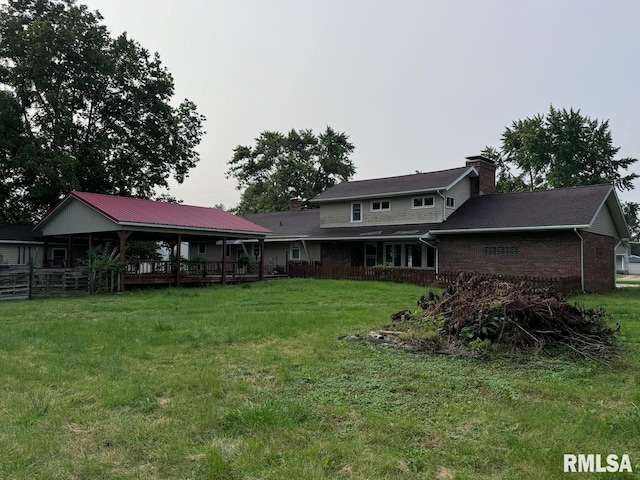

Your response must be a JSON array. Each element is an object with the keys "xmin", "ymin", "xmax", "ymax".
[
  {"xmin": 226, "ymin": 127, "xmax": 356, "ymax": 213},
  {"xmin": 623, "ymin": 201, "xmax": 639, "ymax": 242},
  {"xmin": 0, "ymin": 0, "xmax": 205, "ymax": 222},
  {"xmin": 484, "ymin": 106, "xmax": 638, "ymax": 193}
]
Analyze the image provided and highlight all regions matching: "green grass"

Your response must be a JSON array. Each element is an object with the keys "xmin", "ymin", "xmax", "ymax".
[{"xmin": 0, "ymin": 279, "xmax": 639, "ymax": 479}]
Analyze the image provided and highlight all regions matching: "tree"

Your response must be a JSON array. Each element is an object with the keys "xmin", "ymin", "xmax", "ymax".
[
  {"xmin": 226, "ymin": 127, "xmax": 356, "ymax": 213},
  {"xmin": 484, "ymin": 106, "xmax": 638, "ymax": 193},
  {"xmin": 0, "ymin": 0, "xmax": 205, "ymax": 222},
  {"xmin": 622, "ymin": 201, "xmax": 640, "ymax": 242}
]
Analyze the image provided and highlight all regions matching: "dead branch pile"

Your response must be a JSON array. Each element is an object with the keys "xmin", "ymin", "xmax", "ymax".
[{"xmin": 416, "ymin": 275, "xmax": 619, "ymax": 362}]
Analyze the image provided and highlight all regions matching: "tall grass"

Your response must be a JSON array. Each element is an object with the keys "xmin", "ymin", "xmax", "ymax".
[{"xmin": 0, "ymin": 280, "xmax": 638, "ymax": 479}]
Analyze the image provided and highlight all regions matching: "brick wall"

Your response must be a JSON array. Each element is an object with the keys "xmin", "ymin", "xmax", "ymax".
[
  {"xmin": 321, "ymin": 241, "xmax": 355, "ymax": 267},
  {"xmin": 438, "ymin": 231, "xmax": 582, "ymax": 278},
  {"xmin": 581, "ymin": 231, "xmax": 615, "ymax": 291}
]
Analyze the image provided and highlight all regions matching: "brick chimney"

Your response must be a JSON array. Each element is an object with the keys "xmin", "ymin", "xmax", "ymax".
[
  {"xmin": 289, "ymin": 197, "xmax": 303, "ymax": 211},
  {"xmin": 465, "ymin": 155, "xmax": 496, "ymax": 196}
]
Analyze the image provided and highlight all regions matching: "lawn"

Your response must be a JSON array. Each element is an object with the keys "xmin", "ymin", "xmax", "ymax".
[{"xmin": 0, "ymin": 279, "xmax": 638, "ymax": 479}]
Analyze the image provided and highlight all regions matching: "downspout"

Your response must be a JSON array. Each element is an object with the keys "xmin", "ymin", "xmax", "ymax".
[
  {"xmin": 301, "ymin": 240, "xmax": 311, "ymax": 262},
  {"xmin": 574, "ymin": 229, "xmax": 584, "ymax": 292},
  {"xmin": 419, "ymin": 237, "xmax": 438, "ymax": 274},
  {"xmin": 437, "ymin": 190, "xmax": 447, "ymax": 221}
]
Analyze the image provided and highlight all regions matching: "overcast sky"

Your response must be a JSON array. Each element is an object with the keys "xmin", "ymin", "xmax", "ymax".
[{"xmin": 78, "ymin": 0, "xmax": 640, "ymax": 208}]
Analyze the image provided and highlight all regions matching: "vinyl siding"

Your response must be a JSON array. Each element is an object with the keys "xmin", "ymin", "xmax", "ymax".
[
  {"xmin": 40, "ymin": 199, "xmax": 118, "ymax": 236},
  {"xmin": 0, "ymin": 245, "xmax": 16, "ymax": 264},
  {"xmin": 320, "ymin": 194, "xmax": 445, "ymax": 228},
  {"xmin": 0, "ymin": 244, "xmax": 43, "ymax": 266},
  {"xmin": 444, "ymin": 177, "xmax": 471, "ymax": 218},
  {"xmin": 588, "ymin": 204, "xmax": 618, "ymax": 237}
]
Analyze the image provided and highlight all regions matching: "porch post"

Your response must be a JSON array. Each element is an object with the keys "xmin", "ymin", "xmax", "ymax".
[
  {"xmin": 221, "ymin": 237, "xmax": 227, "ymax": 285},
  {"xmin": 117, "ymin": 231, "xmax": 132, "ymax": 292},
  {"xmin": 259, "ymin": 238, "xmax": 265, "ymax": 280},
  {"xmin": 176, "ymin": 234, "xmax": 182, "ymax": 288},
  {"xmin": 43, "ymin": 237, "xmax": 49, "ymax": 267},
  {"xmin": 68, "ymin": 235, "xmax": 74, "ymax": 268}
]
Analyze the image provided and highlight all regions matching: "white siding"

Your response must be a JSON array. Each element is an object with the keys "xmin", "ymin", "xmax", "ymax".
[{"xmin": 588, "ymin": 204, "xmax": 618, "ymax": 237}]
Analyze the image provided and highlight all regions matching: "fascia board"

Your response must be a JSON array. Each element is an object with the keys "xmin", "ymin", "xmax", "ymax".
[
  {"xmin": 0, "ymin": 240, "xmax": 45, "ymax": 245},
  {"xmin": 443, "ymin": 167, "xmax": 477, "ymax": 191},
  {"xmin": 586, "ymin": 187, "xmax": 631, "ymax": 239},
  {"xmin": 427, "ymin": 224, "xmax": 590, "ymax": 235},
  {"xmin": 117, "ymin": 222, "xmax": 271, "ymax": 237},
  {"xmin": 304, "ymin": 234, "xmax": 423, "ymax": 241}
]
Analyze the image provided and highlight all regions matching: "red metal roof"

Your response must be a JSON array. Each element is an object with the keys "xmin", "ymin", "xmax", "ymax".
[{"xmin": 62, "ymin": 191, "xmax": 271, "ymax": 234}]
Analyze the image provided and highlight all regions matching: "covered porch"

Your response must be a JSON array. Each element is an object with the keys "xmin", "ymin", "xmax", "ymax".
[{"xmin": 33, "ymin": 191, "xmax": 273, "ymax": 291}]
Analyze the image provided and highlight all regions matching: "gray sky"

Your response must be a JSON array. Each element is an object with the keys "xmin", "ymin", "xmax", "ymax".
[{"xmin": 79, "ymin": 0, "xmax": 640, "ymax": 208}]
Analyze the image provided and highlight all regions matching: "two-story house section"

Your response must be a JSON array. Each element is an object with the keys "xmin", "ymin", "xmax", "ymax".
[{"xmin": 307, "ymin": 156, "xmax": 496, "ymax": 269}]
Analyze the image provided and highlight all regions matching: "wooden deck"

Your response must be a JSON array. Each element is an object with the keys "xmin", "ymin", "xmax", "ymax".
[{"xmin": 124, "ymin": 260, "xmax": 285, "ymax": 288}]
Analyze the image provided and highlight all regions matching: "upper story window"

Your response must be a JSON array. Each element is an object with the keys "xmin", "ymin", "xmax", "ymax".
[
  {"xmin": 351, "ymin": 202, "xmax": 362, "ymax": 222},
  {"xmin": 446, "ymin": 196, "xmax": 455, "ymax": 208},
  {"xmin": 371, "ymin": 199, "xmax": 390, "ymax": 212},
  {"xmin": 412, "ymin": 196, "xmax": 434, "ymax": 209}
]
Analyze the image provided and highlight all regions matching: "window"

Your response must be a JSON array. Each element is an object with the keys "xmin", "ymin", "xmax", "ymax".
[
  {"xmin": 351, "ymin": 202, "xmax": 362, "ymax": 222},
  {"xmin": 365, "ymin": 243, "xmax": 377, "ymax": 267},
  {"xmin": 484, "ymin": 246, "xmax": 518, "ymax": 256},
  {"xmin": 52, "ymin": 247, "xmax": 67, "ymax": 267},
  {"xmin": 412, "ymin": 196, "xmax": 434, "ymax": 208},
  {"xmin": 404, "ymin": 244, "xmax": 423, "ymax": 268},
  {"xmin": 371, "ymin": 199, "xmax": 390, "ymax": 212},
  {"xmin": 384, "ymin": 244, "xmax": 402, "ymax": 267},
  {"xmin": 198, "ymin": 242, "xmax": 206, "ymax": 255},
  {"xmin": 290, "ymin": 242, "xmax": 301, "ymax": 260},
  {"xmin": 253, "ymin": 245, "xmax": 260, "ymax": 258},
  {"xmin": 446, "ymin": 196, "xmax": 455, "ymax": 208}
]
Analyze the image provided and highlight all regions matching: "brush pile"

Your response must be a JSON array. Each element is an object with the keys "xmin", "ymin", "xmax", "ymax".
[{"xmin": 408, "ymin": 275, "xmax": 619, "ymax": 362}]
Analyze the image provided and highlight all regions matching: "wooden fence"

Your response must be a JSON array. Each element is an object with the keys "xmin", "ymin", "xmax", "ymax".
[
  {"xmin": 0, "ymin": 266, "xmax": 90, "ymax": 301},
  {"xmin": 287, "ymin": 263, "xmax": 583, "ymax": 295}
]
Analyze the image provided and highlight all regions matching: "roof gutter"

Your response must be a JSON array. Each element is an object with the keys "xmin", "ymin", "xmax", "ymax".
[{"xmin": 430, "ymin": 224, "xmax": 591, "ymax": 235}]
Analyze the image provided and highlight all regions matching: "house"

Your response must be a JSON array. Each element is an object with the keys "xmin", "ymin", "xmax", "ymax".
[
  {"xmin": 629, "ymin": 255, "xmax": 640, "ymax": 275},
  {"xmin": 615, "ymin": 243, "xmax": 630, "ymax": 274},
  {"xmin": 0, "ymin": 224, "xmax": 84, "ymax": 268},
  {"xmin": 230, "ymin": 155, "xmax": 628, "ymax": 291},
  {"xmin": 0, "ymin": 224, "xmax": 44, "ymax": 267},
  {"xmin": 32, "ymin": 191, "xmax": 272, "ymax": 290}
]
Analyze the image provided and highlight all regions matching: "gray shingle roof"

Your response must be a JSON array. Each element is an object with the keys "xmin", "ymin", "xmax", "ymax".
[
  {"xmin": 244, "ymin": 210, "xmax": 435, "ymax": 240},
  {"xmin": 313, "ymin": 166, "xmax": 473, "ymax": 202},
  {"xmin": 430, "ymin": 184, "xmax": 616, "ymax": 233},
  {"xmin": 243, "ymin": 210, "xmax": 320, "ymax": 238},
  {"xmin": 0, "ymin": 224, "xmax": 43, "ymax": 242}
]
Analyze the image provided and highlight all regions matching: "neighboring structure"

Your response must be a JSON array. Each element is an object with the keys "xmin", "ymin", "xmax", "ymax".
[
  {"xmin": 629, "ymin": 255, "xmax": 640, "ymax": 275},
  {"xmin": 236, "ymin": 155, "xmax": 629, "ymax": 291},
  {"xmin": 0, "ymin": 225, "xmax": 44, "ymax": 267},
  {"xmin": 616, "ymin": 243, "xmax": 630, "ymax": 274}
]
